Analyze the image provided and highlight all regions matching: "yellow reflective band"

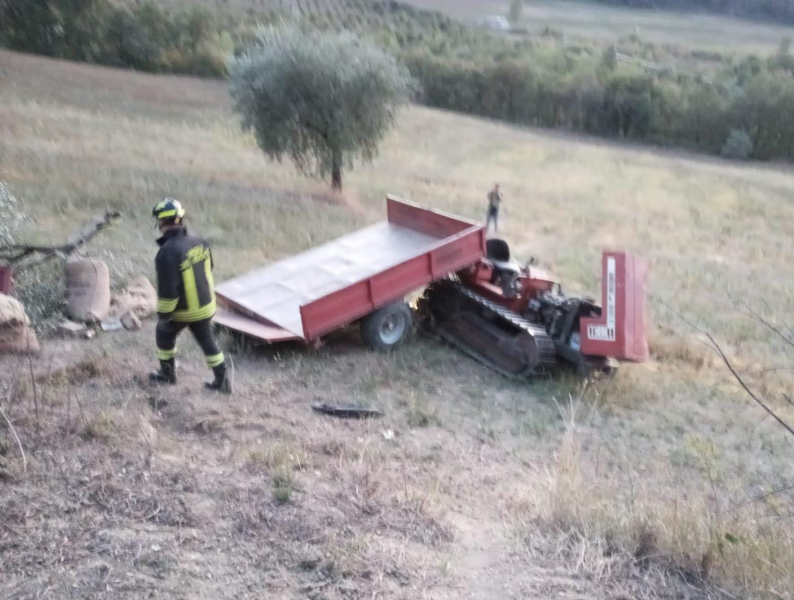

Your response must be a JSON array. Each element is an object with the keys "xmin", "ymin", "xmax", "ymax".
[
  {"xmin": 205, "ymin": 257, "xmax": 215, "ymax": 289},
  {"xmin": 157, "ymin": 348, "xmax": 177, "ymax": 360},
  {"xmin": 157, "ymin": 209, "xmax": 177, "ymax": 218},
  {"xmin": 206, "ymin": 353, "xmax": 224, "ymax": 367},
  {"xmin": 182, "ymin": 264, "xmax": 200, "ymax": 312},
  {"xmin": 157, "ymin": 298, "xmax": 179, "ymax": 313},
  {"xmin": 171, "ymin": 299, "xmax": 216, "ymax": 322}
]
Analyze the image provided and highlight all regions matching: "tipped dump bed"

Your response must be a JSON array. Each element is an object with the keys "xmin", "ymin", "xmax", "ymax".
[
  {"xmin": 217, "ymin": 223, "xmax": 438, "ymax": 338},
  {"xmin": 215, "ymin": 196, "xmax": 486, "ymax": 343}
]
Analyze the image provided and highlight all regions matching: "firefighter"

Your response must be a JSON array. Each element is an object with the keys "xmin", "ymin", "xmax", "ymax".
[{"xmin": 149, "ymin": 198, "xmax": 232, "ymax": 394}]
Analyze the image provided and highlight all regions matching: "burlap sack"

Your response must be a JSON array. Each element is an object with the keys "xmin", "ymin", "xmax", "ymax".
[
  {"xmin": 0, "ymin": 294, "xmax": 39, "ymax": 353},
  {"xmin": 108, "ymin": 275, "xmax": 157, "ymax": 320},
  {"xmin": 65, "ymin": 259, "xmax": 110, "ymax": 323},
  {"xmin": 121, "ymin": 311, "xmax": 142, "ymax": 331}
]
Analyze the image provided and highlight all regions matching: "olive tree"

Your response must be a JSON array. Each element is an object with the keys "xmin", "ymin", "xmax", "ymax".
[{"xmin": 229, "ymin": 25, "xmax": 414, "ymax": 191}]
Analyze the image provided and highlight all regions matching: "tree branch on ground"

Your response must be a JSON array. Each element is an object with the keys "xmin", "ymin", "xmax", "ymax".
[
  {"xmin": 653, "ymin": 295, "xmax": 794, "ymax": 440},
  {"xmin": 0, "ymin": 210, "xmax": 121, "ymax": 271}
]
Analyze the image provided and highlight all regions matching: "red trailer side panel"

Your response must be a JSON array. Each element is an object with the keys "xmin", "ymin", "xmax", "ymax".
[
  {"xmin": 300, "ymin": 225, "xmax": 485, "ymax": 340},
  {"xmin": 580, "ymin": 251, "xmax": 649, "ymax": 362}
]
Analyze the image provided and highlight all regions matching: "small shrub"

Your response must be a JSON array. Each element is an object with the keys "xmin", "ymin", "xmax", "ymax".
[
  {"xmin": 722, "ymin": 129, "xmax": 754, "ymax": 160},
  {"xmin": 13, "ymin": 261, "xmax": 66, "ymax": 326},
  {"xmin": 272, "ymin": 467, "xmax": 294, "ymax": 504},
  {"xmin": 405, "ymin": 390, "xmax": 438, "ymax": 428},
  {"xmin": 81, "ymin": 412, "xmax": 115, "ymax": 442},
  {"xmin": 247, "ymin": 442, "xmax": 307, "ymax": 471}
]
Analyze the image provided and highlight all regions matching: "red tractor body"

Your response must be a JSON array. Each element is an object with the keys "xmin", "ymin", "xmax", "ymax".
[{"xmin": 425, "ymin": 238, "xmax": 649, "ymax": 377}]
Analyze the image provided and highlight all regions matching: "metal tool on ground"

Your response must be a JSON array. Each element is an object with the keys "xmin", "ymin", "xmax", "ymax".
[
  {"xmin": 215, "ymin": 196, "xmax": 649, "ymax": 378},
  {"xmin": 311, "ymin": 403, "xmax": 385, "ymax": 419}
]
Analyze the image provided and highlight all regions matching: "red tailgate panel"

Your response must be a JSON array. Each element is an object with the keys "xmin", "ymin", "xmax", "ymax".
[
  {"xmin": 214, "ymin": 306, "xmax": 300, "ymax": 343},
  {"xmin": 387, "ymin": 195, "xmax": 475, "ymax": 238},
  {"xmin": 580, "ymin": 251, "xmax": 649, "ymax": 362}
]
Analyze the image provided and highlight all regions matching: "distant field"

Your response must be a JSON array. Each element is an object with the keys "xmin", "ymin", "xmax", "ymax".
[
  {"xmin": 404, "ymin": 0, "xmax": 794, "ymax": 53},
  {"xmin": 125, "ymin": 0, "xmax": 794, "ymax": 54}
]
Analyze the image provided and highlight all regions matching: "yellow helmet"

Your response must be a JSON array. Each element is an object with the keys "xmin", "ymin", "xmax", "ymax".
[{"xmin": 152, "ymin": 197, "xmax": 186, "ymax": 221}]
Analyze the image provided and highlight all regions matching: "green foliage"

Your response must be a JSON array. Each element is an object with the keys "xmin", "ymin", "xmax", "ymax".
[
  {"xmin": 734, "ymin": 71, "xmax": 794, "ymax": 160},
  {"xmin": 0, "ymin": 0, "xmax": 115, "ymax": 61},
  {"xmin": 14, "ymin": 261, "xmax": 67, "ymax": 325},
  {"xmin": 272, "ymin": 467, "xmax": 294, "ymax": 504},
  {"xmin": 722, "ymin": 129, "xmax": 754, "ymax": 159},
  {"xmin": 0, "ymin": 0, "xmax": 231, "ymax": 76},
  {"xmin": 230, "ymin": 25, "xmax": 414, "ymax": 190},
  {"xmin": 6, "ymin": 0, "xmax": 794, "ymax": 162}
]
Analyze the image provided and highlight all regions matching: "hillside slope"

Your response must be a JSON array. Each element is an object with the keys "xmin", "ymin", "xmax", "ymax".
[{"xmin": 1, "ymin": 50, "xmax": 793, "ymax": 599}]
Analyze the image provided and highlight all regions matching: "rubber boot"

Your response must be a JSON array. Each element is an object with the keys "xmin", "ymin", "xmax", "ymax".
[
  {"xmin": 205, "ymin": 363, "xmax": 232, "ymax": 394},
  {"xmin": 149, "ymin": 359, "xmax": 176, "ymax": 385}
]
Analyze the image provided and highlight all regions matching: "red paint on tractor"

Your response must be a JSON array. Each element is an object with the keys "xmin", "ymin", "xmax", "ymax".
[{"xmin": 580, "ymin": 252, "xmax": 649, "ymax": 363}]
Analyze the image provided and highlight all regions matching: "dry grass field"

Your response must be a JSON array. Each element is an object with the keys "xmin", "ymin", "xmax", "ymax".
[{"xmin": 1, "ymin": 49, "xmax": 794, "ymax": 599}]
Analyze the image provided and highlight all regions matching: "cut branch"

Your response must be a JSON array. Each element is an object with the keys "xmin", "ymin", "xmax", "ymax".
[
  {"xmin": 720, "ymin": 483, "xmax": 794, "ymax": 515},
  {"xmin": 0, "ymin": 210, "xmax": 121, "ymax": 271},
  {"xmin": 652, "ymin": 295, "xmax": 794, "ymax": 440},
  {"xmin": 702, "ymin": 331, "xmax": 794, "ymax": 439}
]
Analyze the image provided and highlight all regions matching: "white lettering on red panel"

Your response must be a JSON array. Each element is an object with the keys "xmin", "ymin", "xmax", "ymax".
[{"xmin": 587, "ymin": 256, "xmax": 616, "ymax": 342}]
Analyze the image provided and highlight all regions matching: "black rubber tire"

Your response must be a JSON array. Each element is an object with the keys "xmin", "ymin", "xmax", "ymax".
[{"xmin": 361, "ymin": 302, "xmax": 412, "ymax": 351}]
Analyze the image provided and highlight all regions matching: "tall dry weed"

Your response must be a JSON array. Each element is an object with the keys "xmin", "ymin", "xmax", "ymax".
[{"xmin": 537, "ymin": 395, "xmax": 794, "ymax": 599}]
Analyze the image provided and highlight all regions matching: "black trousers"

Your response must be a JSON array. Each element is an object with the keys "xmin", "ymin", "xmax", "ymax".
[
  {"xmin": 485, "ymin": 208, "xmax": 499, "ymax": 232},
  {"xmin": 156, "ymin": 317, "xmax": 224, "ymax": 368}
]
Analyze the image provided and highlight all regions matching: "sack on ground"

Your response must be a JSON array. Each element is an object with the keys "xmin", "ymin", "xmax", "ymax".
[
  {"xmin": 121, "ymin": 311, "xmax": 142, "ymax": 331},
  {"xmin": 108, "ymin": 275, "xmax": 157, "ymax": 320},
  {"xmin": 0, "ymin": 294, "xmax": 39, "ymax": 353},
  {"xmin": 65, "ymin": 259, "xmax": 110, "ymax": 323}
]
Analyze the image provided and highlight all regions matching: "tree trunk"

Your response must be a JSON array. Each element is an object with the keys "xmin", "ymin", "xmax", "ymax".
[{"xmin": 331, "ymin": 161, "xmax": 342, "ymax": 192}]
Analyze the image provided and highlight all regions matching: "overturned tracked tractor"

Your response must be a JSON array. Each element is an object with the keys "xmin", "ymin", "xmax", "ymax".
[
  {"xmin": 214, "ymin": 196, "xmax": 648, "ymax": 379},
  {"xmin": 420, "ymin": 239, "xmax": 648, "ymax": 379}
]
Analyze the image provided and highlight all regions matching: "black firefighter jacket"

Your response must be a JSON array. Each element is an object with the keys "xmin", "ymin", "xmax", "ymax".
[{"xmin": 155, "ymin": 228, "xmax": 216, "ymax": 322}]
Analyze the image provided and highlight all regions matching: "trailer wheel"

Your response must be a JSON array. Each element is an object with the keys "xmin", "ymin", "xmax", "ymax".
[{"xmin": 361, "ymin": 302, "xmax": 412, "ymax": 351}]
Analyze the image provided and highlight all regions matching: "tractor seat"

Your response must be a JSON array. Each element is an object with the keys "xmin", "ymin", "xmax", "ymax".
[
  {"xmin": 486, "ymin": 238, "xmax": 521, "ymax": 274},
  {"xmin": 490, "ymin": 259, "xmax": 521, "ymax": 274}
]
